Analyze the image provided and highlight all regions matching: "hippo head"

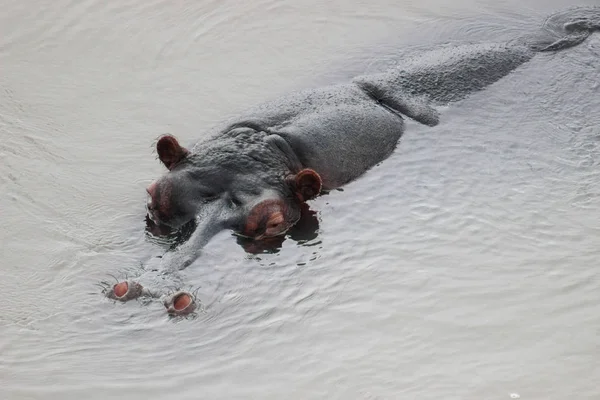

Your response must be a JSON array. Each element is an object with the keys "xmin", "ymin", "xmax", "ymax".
[{"xmin": 145, "ymin": 134, "xmax": 322, "ymax": 242}]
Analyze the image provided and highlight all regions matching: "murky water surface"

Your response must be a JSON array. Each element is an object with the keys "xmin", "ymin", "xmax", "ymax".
[{"xmin": 2, "ymin": 0, "xmax": 599, "ymax": 399}]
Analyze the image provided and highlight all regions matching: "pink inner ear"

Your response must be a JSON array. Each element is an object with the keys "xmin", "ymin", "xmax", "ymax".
[
  {"xmin": 295, "ymin": 169, "xmax": 322, "ymax": 202},
  {"xmin": 157, "ymin": 135, "xmax": 189, "ymax": 170}
]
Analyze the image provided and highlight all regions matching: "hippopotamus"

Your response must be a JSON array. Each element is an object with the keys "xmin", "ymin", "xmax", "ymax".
[{"xmin": 104, "ymin": 7, "xmax": 600, "ymax": 314}]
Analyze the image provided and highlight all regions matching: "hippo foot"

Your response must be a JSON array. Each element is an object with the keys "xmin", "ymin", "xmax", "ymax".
[
  {"xmin": 163, "ymin": 291, "xmax": 197, "ymax": 316},
  {"xmin": 105, "ymin": 280, "xmax": 145, "ymax": 302}
]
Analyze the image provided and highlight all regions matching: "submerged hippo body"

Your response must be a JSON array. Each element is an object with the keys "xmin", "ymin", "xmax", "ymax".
[
  {"xmin": 108, "ymin": 7, "xmax": 600, "ymax": 310},
  {"xmin": 148, "ymin": 7, "xmax": 600, "ymax": 246},
  {"xmin": 147, "ymin": 83, "xmax": 415, "ymax": 238}
]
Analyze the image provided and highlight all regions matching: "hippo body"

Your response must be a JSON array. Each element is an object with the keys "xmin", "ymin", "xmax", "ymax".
[
  {"xmin": 107, "ymin": 7, "xmax": 600, "ymax": 311},
  {"xmin": 196, "ymin": 83, "xmax": 407, "ymax": 191},
  {"xmin": 148, "ymin": 7, "xmax": 600, "ymax": 252},
  {"xmin": 189, "ymin": 43, "xmax": 535, "ymax": 191},
  {"xmin": 147, "ymin": 42, "xmax": 541, "ymax": 240}
]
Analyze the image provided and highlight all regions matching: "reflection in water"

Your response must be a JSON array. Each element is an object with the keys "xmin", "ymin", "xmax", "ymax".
[
  {"xmin": 237, "ymin": 203, "xmax": 321, "ymax": 254},
  {"xmin": 144, "ymin": 214, "xmax": 198, "ymax": 250},
  {"xmin": 146, "ymin": 203, "xmax": 321, "ymax": 255}
]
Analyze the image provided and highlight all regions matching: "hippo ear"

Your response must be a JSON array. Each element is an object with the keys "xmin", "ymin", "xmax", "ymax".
[
  {"xmin": 292, "ymin": 169, "xmax": 322, "ymax": 202},
  {"xmin": 157, "ymin": 135, "xmax": 189, "ymax": 170}
]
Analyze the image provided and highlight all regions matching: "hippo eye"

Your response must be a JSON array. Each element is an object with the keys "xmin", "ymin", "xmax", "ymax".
[
  {"xmin": 201, "ymin": 190, "xmax": 220, "ymax": 202},
  {"xmin": 223, "ymin": 192, "xmax": 242, "ymax": 208},
  {"xmin": 230, "ymin": 196, "xmax": 242, "ymax": 207}
]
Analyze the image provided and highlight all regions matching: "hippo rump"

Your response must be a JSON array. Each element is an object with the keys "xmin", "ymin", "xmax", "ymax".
[{"xmin": 105, "ymin": 7, "xmax": 600, "ymax": 314}]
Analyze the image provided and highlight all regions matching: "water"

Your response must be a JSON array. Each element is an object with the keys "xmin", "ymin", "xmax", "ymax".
[{"xmin": 1, "ymin": 0, "xmax": 599, "ymax": 399}]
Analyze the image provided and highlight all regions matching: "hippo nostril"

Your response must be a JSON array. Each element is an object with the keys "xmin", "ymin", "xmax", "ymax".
[
  {"xmin": 262, "ymin": 212, "xmax": 288, "ymax": 238},
  {"xmin": 165, "ymin": 291, "xmax": 196, "ymax": 315},
  {"xmin": 267, "ymin": 212, "xmax": 284, "ymax": 228},
  {"xmin": 113, "ymin": 281, "xmax": 129, "ymax": 298},
  {"xmin": 106, "ymin": 280, "xmax": 144, "ymax": 302},
  {"xmin": 173, "ymin": 293, "xmax": 192, "ymax": 311}
]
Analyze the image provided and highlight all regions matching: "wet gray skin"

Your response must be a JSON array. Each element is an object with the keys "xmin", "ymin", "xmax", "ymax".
[{"xmin": 106, "ymin": 6, "xmax": 600, "ymax": 307}]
